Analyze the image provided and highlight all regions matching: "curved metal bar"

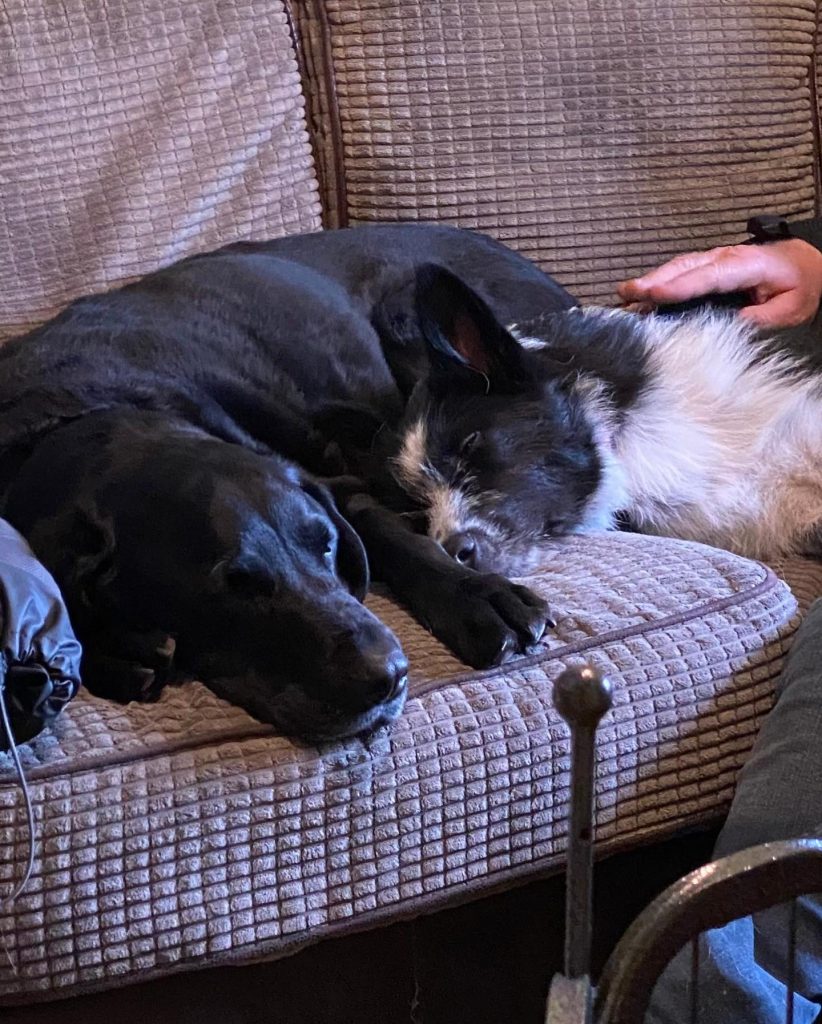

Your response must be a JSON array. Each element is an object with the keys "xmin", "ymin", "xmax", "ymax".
[{"xmin": 595, "ymin": 838, "xmax": 822, "ymax": 1024}]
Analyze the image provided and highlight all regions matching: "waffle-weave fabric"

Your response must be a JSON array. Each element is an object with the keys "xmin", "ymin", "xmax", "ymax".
[
  {"xmin": 0, "ymin": 533, "xmax": 809, "ymax": 1003},
  {"xmin": 298, "ymin": 0, "xmax": 820, "ymax": 303},
  {"xmin": 0, "ymin": 0, "xmax": 322, "ymax": 340}
]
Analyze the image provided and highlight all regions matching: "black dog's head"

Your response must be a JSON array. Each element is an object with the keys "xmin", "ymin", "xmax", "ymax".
[
  {"xmin": 390, "ymin": 267, "xmax": 607, "ymax": 575},
  {"xmin": 4, "ymin": 410, "xmax": 408, "ymax": 742}
]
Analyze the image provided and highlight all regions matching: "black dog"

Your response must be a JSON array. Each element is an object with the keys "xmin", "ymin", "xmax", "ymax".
[
  {"xmin": 4, "ymin": 409, "xmax": 408, "ymax": 741},
  {"xmin": 0, "ymin": 224, "xmax": 574, "ymax": 739}
]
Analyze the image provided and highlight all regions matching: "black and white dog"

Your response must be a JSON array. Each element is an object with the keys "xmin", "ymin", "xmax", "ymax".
[
  {"xmin": 387, "ymin": 271, "xmax": 822, "ymax": 569},
  {"xmin": 1, "ymin": 223, "xmax": 819, "ymax": 740}
]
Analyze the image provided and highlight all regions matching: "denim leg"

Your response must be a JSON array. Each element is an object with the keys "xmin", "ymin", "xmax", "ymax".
[
  {"xmin": 644, "ymin": 598, "xmax": 822, "ymax": 1024},
  {"xmin": 647, "ymin": 914, "xmax": 815, "ymax": 1024}
]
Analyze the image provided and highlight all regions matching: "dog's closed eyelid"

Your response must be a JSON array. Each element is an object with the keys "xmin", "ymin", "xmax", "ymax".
[
  {"xmin": 223, "ymin": 565, "xmax": 279, "ymax": 596},
  {"xmin": 209, "ymin": 557, "xmax": 231, "ymax": 581},
  {"xmin": 297, "ymin": 518, "xmax": 336, "ymax": 557}
]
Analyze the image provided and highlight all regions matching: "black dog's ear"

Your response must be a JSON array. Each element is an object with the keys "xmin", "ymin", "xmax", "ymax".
[
  {"xmin": 415, "ymin": 264, "xmax": 531, "ymax": 391},
  {"xmin": 300, "ymin": 478, "xmax": 370, "ymax": 601}
]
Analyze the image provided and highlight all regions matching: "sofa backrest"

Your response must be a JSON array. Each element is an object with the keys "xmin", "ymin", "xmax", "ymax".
[
  {"xmin": 0, "ymin": 0, "xmax": 322, "ymax": 339},
  {"xmin": 1, "ymin": 0, "xmax": 820, "ymax": 339},
  {"xmin": 293, "ymin": 0, "xmax": 822, "ymax": 303}
]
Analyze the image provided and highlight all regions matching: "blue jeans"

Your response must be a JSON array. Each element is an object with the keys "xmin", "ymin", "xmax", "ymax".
[{"xmin": 646, "ymin": 599, "xmax": 822, "ymax": 1023}]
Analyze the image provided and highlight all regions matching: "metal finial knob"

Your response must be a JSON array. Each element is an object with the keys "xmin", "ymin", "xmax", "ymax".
[{"xmin": 553, "ymin": 665, "xmax": 613, "ymax": 729}]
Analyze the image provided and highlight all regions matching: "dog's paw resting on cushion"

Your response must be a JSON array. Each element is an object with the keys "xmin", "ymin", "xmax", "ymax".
[
  {"xmin": 81, "ymin": 628, "xmax": 176, "ymax": 703},
  {"xmin": 416, "ymin": 572, "xmax": 552, "ymax": 668}
]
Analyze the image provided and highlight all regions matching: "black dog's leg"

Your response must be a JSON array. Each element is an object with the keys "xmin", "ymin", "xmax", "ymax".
[
  {"xmin": 81, "ymin": 627, "xmax": 176, "ymax": 703},
  {"xmin": 336, "ymin": 490, "xmax": 553, "ymax": 668}
]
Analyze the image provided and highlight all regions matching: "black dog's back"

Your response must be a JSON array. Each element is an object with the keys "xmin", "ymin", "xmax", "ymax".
[
  {"xmin": 0, "ymin": 223, "xmax": 575, "ymax": 499},
  {"xmin": 217, "ymin": 223, "xmax": 574, "ymax": 324},
  {"xmin": 0, "ymin": 249, "xmax": 394, "ymax": 486}
]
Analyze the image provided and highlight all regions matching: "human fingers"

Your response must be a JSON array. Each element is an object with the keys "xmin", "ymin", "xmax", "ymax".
[
  {"xmin": 616, "ymin": 250, "xmax": 719, "ymax": 302},
  {"xmin": 617, "ymin": 246, "xmax": 765, "ymax": 305}
]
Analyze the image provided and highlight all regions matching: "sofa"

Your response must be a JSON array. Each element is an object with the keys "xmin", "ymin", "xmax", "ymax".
[{"xmin": 0, "ymin": 0, "xmax": 820, "ymax": 1019}]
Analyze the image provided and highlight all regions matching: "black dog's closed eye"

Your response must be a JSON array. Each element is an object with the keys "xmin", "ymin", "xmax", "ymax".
[
  {"xmin": 297, "ymin": 520, "xmax": 336, "ymax": 563},
  {"xmin": 223, "ymin": 564, "xmax": 279, "ymax": 598},
  {"xmin": 300, "ymin": 477, "xmax": 370, "ymax": 601}
]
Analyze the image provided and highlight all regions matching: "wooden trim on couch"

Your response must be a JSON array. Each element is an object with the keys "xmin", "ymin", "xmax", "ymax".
[
  {"xmin": 285, "ymin": 0, "xmax": 349, "ymax": 228},
  {"xmin": 813, "ymin": 0, "xmax": 822, "ymax": 214}
]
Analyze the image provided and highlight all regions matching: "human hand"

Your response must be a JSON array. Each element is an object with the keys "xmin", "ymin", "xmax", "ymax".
[{"xmin": 616, "ymin": 238, "xmax": 822, "ymax": 329}]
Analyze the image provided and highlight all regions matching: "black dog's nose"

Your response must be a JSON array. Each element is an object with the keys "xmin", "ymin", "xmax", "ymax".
[
  {"xmin": 356, "ymin": 646, "xmax": 409, "ymax": 707},
  {"xmin": 381, "ymin": 648, "xmax": 410, "ymax": 702},
  {"xmin": 337, "ymin": 635, "xmax": 409, "ymax": 710},
  {"xmin": 443, "ymin": 530, "xmax": 478, "ymax": 567}
]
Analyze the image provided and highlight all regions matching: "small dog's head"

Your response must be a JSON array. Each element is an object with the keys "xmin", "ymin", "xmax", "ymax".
[
  {"xmin": 391, "ymin": 266, "xmax": 606, "ymax": 575},
  {"xmin": 5, "ymin": 411, "xmax": 408, "ymax": 742}
]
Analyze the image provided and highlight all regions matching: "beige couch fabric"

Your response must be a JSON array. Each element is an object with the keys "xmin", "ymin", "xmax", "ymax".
[
  {"xmin": 307, "ymin": 0, "xmax": 819, "ymax": 303},
  {"xmin": 0, "ymin": 533, "xmax": 807, "ymax": 1002},
  {"xmin": 0, "ymin": 0, "xmax": 322, "ymax": 341}
]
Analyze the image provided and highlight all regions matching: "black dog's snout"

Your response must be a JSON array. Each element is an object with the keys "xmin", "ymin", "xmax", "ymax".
[
  {"xmin": 335, "ymin": 632, "xmax": 409, "ymax": 710},
  {"xmin": 443, "ymin": 530, "xmax": 478, "ymax": 567}
]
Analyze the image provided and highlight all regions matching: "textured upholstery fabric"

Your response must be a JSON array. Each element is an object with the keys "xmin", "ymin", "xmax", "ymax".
[
  {"xmin": 299, "ymin": 0, "xmax": 820, "ymax": 303},
  {"xmin": 0, "ymin": 0, "xmax": 322, "ymax": 340},
  {"xmin": 0, "ymin": 533, "xmax": 810, "ymax": 1003}
]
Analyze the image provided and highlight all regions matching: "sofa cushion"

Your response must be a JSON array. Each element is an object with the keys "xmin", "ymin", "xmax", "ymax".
[
  {"xmin": 297, "ymin": 0, "xmax": 820, "ymax": 303},
  {"xmin": 0, "ymin": 0, "xmax": 322, "ymax": 341},
  {"xmin": 0, "ymin": 532, "xmax": 810, "ymax": 1003}
]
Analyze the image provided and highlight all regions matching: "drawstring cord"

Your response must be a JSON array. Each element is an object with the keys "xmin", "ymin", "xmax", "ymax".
[{"xmin": 0, "ymin": 672, "xmax": 36, "ymax": 975}]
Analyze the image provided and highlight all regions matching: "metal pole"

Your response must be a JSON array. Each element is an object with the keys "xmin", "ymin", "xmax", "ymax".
[{"xmin": 553, "ymin": 665, "xmax": 613, "ymax": 980}]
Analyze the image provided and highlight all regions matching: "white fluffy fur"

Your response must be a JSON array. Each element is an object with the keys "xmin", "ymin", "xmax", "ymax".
[
  {"xmin": 395, "ymin": 309, "xmax": 822, "ymax": 564},
  {"xmin": 580, "ymin": 308, "xmax": 822, "ymax": 560}
]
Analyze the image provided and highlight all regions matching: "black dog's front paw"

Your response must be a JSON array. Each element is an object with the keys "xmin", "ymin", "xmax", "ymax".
[
  {"xmin": 81, "ymin": 629, "xmax": 176, "ymax": 703},
  {"xmin": 82, "ymin": 653, "xmax": 165, "ymax": 703},
  {"xmin": 435, "ymin": 573, "xmax": 554, "ymax": 668}
]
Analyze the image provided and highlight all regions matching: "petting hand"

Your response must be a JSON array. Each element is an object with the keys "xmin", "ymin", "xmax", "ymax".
[{"xmin": 617, "ymin": 238, "xmax": 822, "ymax": 329}]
